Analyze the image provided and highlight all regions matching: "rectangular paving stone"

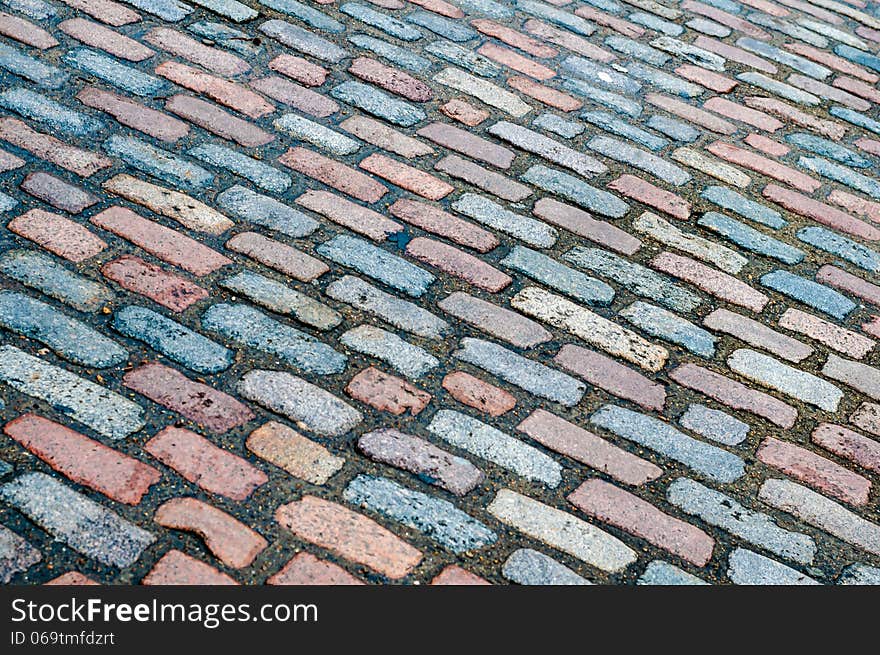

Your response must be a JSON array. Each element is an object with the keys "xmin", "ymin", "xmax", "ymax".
[
  {"xmin": 426, "ymin": 409, "xmax": 561, "ymax": 488},
  {"xmin": 569, "ymin": 478, "xmax": 714, "ymax": 566},
  {"xmin": 668, "ymin": 477, "xmax": 815, "ymax": 565},
  {"xmin": 281, "ymin": 147, "xmax": 387, "ymax": 203},
  {"xmin": 239, "ymin": 370, "xmax": 362, "ymax": 437},
  {"xmin": 169, "ymin": 97, "xmax": 272, "ymax": 148},
  {"xmin": 1, "ymin": 10, "xmax": 58, "ymax": 49},
  {"xmin": 798, "ymin": 226, "xmax": 880, "ymax": 273},
  {"xmin": 651, "ymin": 251, "xmax": 769, "ymax": 312},
  {"xmin": 217, "ymin": 185, "xmax": 317, "ymax": 238},
  {"xmin": 64, "ymin": 47, "xmax": 167, "ymax": 97},
  {"xmin": 504, "ymin": 548, "xmax": 590, "ymax": 585},
  {"xmin": 452, "ymin": 193, "xmax": 557, "ymax": 248},
  {"xmin": 248, "ymin": 421, "xmax": 344, "ymax": 485},
  {"xmin": 697, "ymin": 212, "xmax": 805, "ymax": 265},
  {"xmin": 146, "ymin": 27, "xmax": 250, "ymax": 76},
  {"xmin": 438, "ymin": 291, "xmax": 552, "ymax": 348},
  {"xmin": 0, "ymin": 345, "xmax": 144, "ymax": 439},
  {"xmin": 276, "ymin": 113, "xmax": 359, "ymax": 156},
  {"xmin": 388, "ymin": 199, "xmax": 498, "ymax": 253},
  {"xmin": 348, "ymin": 370, "xmax": 427, "ymax": 415},
  {"xmin": 555, "ymin": 344, "xmax": 665, "ymax": 411},
  {"xmin": 4, "ymin": 414, "xmax": 160, "ymax": 505},
  {"xmin": 454, "ymin": 337, "xmax": 585, "ymax": 406},
  {"xmin": 590, "ymin": 135, "xmax": 690, "ymax": 186},
  {"xmin": 348, "ymin": 56, "xmax": 433, "ymax": 102},
  {"xmin": 20, "ymin": 172, "xmax": 97, "ymax": 214},
  {"xmin": 296, "ymin": 190, "xmax": 402, "ymax": 241},
  {"xmin": 680, "ymin": 404, "xmax": 749, "ymax": 447},
  {"xmin": 519, "ymin": 409, "xmax": 662, "ymax": 486},
  {"xmin": 226, "ymin": 232, "xmax": 328, "ymax": 282},
  {"xmin": 759, "ymin": 478, "xmax": 880, "ymax": 557},
  {"xmin": 202, "ymin": 303, "xmax": 346, "ymax": 375},
  {"xmin": 341, "ymin": 324, "xmax": 438, "ymax": 379},
  {"xmin": 561, "ymin": 56, "xmax": 640, "ymax": 95},
  {"xmin": 646, "ymin": 92, "xmax": 735, "ymax": 134},
  {"xmin": 817, "ymin": 265, "xmax": 880, "ymax": 307},
  {"xmin": 781, "ymin": 308, "xmax": 873, "ymax": 359},
  {"xmin": 146, "ymin": 427, "xmax": 266, "ymax": 501},
  {"xmin": 103, "ymin": 136, "xmax": 213, "ymax": 192},
  {"xmin": 442, "ymin": 371, "xmax": 515, "ymax": 417},
  {"xmin": 348, "ymin": 33, "xmax": 430, "ymax": 72},
  {"xmin": 326, "ymin": 276, "xmax": 450, "ymax": 340},
  {"xmin": 502, "ymin": 246, "xmax": 614, "ymax": 306},
  {"xmin": 609, "ymin": 176, "xmax": 689, "ymax": 220},
  {"xmin": 620, "ymin": 301, "xmax": 716, "ymax": 358},
  {"xmin": 488, "ymin": 121, "xmax": 606, "ymax": 177},
  {"xmin": 104, "ymin": 174, "xmax": 232, "ymax": 235},
  {"xmin": 534, "ymin": 199, "xmax": 641, "ymax": 255},
  {"xmin": 561, "ymin": 77, "xmax": 642, "ymax": 117},
  {"xmin": 0, "ymin": 42, "xmax": 67, "ymax": 88},
  {"xmin": 101, "ymin": 255, "xmax": 206, "ymax": 313},
  {"xmin": 275, "ymin": 496, "xmax": 421, "ymax": 579},
  {"xmin": 760, "ymin": 269, "xmax": 856, "ymax": 320},
  {"xmin": 522, "ymin": 165, "xmax": 630, "ymax": 218},
  {"xmin": 590, "ymin": 404, "xmax": 745, "ymax": 483},
  {"xmin": 671, "ymin": 147, "xmax": 750, "ymax": 188},
  {"xmin": 359, "ymin": 428, "xmax": 482, "ymax": 496},
  {"xmin": 142, "ymin": 550, "xmax": 236, "ymax": 585},
  {"xmin": 822, "ymin": 353, "xmax": 880, "ymax": 402},
  {"xmin": 703, "ymin": 308, "xmax": 812, "ymax": 363},
  {"xmin": 344, "ymin": 475, "xmax": 496, "ymax": 553},
  {"xmin": 634, "ymin": 212, "xmax": 747, "ymax": 274},
  {"xmin": 220, "ymin": 271, "xmax": 340, "ymax": 331},
  {"xmin": 114, "ymin": 305, "xmax": 232, "ymax": 374},
  {"xmin": 406, "ymin": 237, "xmax": 512, "ymax": 292},
  {"xmin": 76, "ymin": 86, "xmax": 188, "ymax": 142},
  {"xmin": 565, "ymin": 246, "xmax": 699, "ymax": 313},
  {"xmin": 318, "ymin": 234, "xmax": 434, "ymax": 298},
  {"xmin": 488, "ymin": 489, "xmax": 637, "ymax": 573},
  {"xmin": 91, "ymin": 206, "xmax": 231, "ymax": 276},
  {"xmin": 0, "ymin": 472, "xmax": 154, "ymax": 568},
  {"xmin": 424, "ymin": 40, "xmax": 500, "ymax": 78},
  {"xmin": 331, "ymin": 81, "xmax": 426, "ymax": 127},
  {"xmin": 124, "ymin": 362, "xmax": 253, "ymax": 434},
  {"xmin": 702, "ymin": 184, "xmax": 785, "ymax": 229},
  {"xmin": 251, "ymin": 75, "xmax": 338, "ymax": 117},
  {"xmin": 670, "ymin": 363, "xmax": 798, "ymax": 428},
  {"xmin": 744, "ymin": 95, "xmax": 844, "ymax": 139},
  {"xmin": 156, "ymin": 61, "xmax": 274, "ymax": 118},
  {"xmin": 340, "ymin": 116, "xmax": 433, "ymax": 158},
  {"xmin": 508, "ymin": 76, "xmax": 583, "ymax": 112},
  {"xmin": 812, "ymin": 423, "xmax": 880, "ymax": 475},
  {"xmin": 0, "ymin": 249, "xmax": 113, "ymax": 313},
  {"xmin": 259, "ymin": 19, "xmax": 348, "ymax": 62},
  {"xmin": 269, "ymin": 54, "xmax": 327, "ymax": 87},
  {"xmin": 637, "ymin": 560, "xmax": 707, "ymax": 585},
  {"xmin": 727, "ymin": 548, "xmax": 819, "ymax": 585},
  {"xmin": 513, "ymin": 286, "xmax": 669, "ymax": 372},
  {"xmin": 758, "ymin": 436, "xmax": 870, "ymax": 506},
  {"xmin": 359, "ymin": 153, "xmax": 452, "ymax": 200},
  {"xmin": 434, "ymin": 67, "xmax": 531, "ymax": 117},
  {"xmin": 417, "ymin": 122, "xmax": 515, "ymax": 169},
  {"xmin": 9, "ymin": 209, "xmax": 106, "ymax": 263}
]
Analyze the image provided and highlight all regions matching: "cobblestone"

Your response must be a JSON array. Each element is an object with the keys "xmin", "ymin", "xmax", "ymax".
[{"xmin": 2, "ymin": 0, "xmax": 880, "ymax": 586}]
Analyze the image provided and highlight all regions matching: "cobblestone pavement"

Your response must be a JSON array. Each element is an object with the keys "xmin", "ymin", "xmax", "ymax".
[{"xmin": 1, "ymin": 0, "xmax": 880, "ymax": 587}]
